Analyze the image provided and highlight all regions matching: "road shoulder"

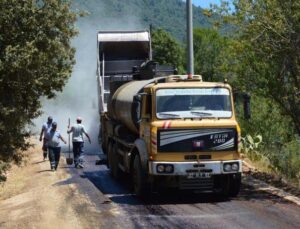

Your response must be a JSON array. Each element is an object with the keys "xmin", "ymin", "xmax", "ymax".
[{"xmin": 0, "ymin": 139, "xmax": 110, "ymax": 229}]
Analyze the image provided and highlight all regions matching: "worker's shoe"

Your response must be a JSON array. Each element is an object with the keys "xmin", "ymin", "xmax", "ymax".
[
  {"xmin": 78, "ymin": 164, "xmax": 84, "ymax": 169},
  {"xmin": 43, "ymin": 152, "xmax": 47, "ymax": 160},
  {"xmin": 51, "ymin": 166, "xmax": 55, "ymax": 171}
]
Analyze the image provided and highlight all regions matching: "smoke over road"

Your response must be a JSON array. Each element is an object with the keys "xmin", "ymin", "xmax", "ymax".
[{"xmin": 33, "ymin": 2, "xmax": 145, "ymax": 154}]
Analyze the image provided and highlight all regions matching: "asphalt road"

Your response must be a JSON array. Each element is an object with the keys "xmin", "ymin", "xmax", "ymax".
[{"xmin": 65, "ymin": 155, "xmax": 300, "ymax": 229}]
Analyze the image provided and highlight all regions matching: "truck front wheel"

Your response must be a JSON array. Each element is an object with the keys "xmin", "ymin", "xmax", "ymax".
[
  {"xmin": 220, "ymin": 174, "xmax": 241, "ymax": 198},
  {"xmin": 132, "ymin": 155, "xmax": 148, "ymax": 196},
  {"xmin": 221, "ymin": 175, "xmax": 230, "ymax": 197},
  {"xmin": 229, "ymin": 173, "xmax": 241, "ymax": 197}
]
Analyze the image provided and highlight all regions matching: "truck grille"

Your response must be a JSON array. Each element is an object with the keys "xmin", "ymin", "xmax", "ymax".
[
  {"xmin": 179, "ymin": 177, "xmax": 214, "ymax": 190},
  {"xmin": 158, "ymin": 128, "xmax": 237, "ymax": 152}
]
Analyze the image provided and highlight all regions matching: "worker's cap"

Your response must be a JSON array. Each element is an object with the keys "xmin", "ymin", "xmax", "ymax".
[
  {"xmin": 76, "ymin": 117, "xmax": 82, "ymax": 121},
  {"xmin": 47, "ymin": 116, "xmax": 53, "ymax": 122},
  {"xmin": 51, "ymin": 122, "xmax": 57, "ymax": 128}
]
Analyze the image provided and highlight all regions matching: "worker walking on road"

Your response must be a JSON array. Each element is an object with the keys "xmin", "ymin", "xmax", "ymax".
[
  {"xmin": 67, "ymin": 117, "xmax": 91, "ymax": 168},
  {"xmin": 39, "ymin": 116, "xmax": 53, "ymax": 160},
  {"xmin": 46, "ymin": 122, "xmax": 67, "ymax": 171}
]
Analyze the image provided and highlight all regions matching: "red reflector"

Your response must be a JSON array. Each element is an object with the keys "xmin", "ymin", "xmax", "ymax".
[
  {"xmin": 151, "ymin": 140, "xmax": 157, "ymax": 145},
  {"xmin": 193, "ymin": 140, "xmax": 204, "ymax": 148}
]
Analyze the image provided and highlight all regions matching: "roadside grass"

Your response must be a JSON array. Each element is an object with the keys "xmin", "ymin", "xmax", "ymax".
[{"xmin": 243, "ymin": 147, "xmax": 300, "ymax": 190}]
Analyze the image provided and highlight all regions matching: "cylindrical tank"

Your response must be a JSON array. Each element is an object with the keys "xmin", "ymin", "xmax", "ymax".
[{"xmin": 108, "ymin": 78, "xmax": 163, "ymax": 134}]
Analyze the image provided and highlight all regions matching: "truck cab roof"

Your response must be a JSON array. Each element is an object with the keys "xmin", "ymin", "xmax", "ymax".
[{"xmin": 144, "ymin": 75, "xmax": 232, "ymax": 91}]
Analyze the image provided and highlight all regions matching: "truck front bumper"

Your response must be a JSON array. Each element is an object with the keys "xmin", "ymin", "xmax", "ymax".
[{"xmin": 148, "ymin": 160, "xmax": 242, "ymax": 176}]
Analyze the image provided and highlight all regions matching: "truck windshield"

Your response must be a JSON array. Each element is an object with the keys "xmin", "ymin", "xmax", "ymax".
[{"xmin": 156, "ymin": 88, "xmax": 232, "ymax": 119}]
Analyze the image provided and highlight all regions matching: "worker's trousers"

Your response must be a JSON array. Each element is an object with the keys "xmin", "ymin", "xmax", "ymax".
[
  {"xmin": 72, "ymin": 142, "xmax": 84, "ymax": 166},
  {"xmin": 42, "ymin": 138, "xmax": 48, "ymax": 159},
  {"xmin": 48, "ymin": 147, "xmax": 61, "ymax": 170}
]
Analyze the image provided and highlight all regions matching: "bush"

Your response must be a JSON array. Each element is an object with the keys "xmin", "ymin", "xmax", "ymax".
[
  {"xmin": 270, "ymin": 138, "xmax": 300, "ymax": 181},
  {"xmin": 237, "ymin": 95, "xmax": 300, "ymax": 184},
  {"xmin": 241, "ymin": 134, "xmax": 263, "ymax": 161}
]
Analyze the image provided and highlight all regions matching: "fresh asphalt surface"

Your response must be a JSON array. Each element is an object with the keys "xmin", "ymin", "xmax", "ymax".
[{"xmin": 62, "ymin": 154, "xmax": 300, "ymax": 229}]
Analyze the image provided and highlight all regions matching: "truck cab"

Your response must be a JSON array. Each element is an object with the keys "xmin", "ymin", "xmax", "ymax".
[{"xmin": 137, "ymin": 75, "xmax": 242, "ymax": 195}]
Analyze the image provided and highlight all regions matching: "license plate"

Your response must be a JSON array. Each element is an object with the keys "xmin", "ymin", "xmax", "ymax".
[{"xmin": 187, "ymin": 172, "xmax": 212, "ymax": 179}]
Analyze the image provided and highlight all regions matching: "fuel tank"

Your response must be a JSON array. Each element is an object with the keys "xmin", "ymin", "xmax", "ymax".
[{"xmin": 108, "ymin": 78, "xmax": 164, "ymax": 134}]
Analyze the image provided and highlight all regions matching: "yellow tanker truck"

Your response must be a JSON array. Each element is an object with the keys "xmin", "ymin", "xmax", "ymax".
[{"xmin": 97, "ymin": 31, "xmax": 250, "ymax": 197}]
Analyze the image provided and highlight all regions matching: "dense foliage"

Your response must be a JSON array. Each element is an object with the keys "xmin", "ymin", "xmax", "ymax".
[
  {"xmin": 193, "ymin": 28, "xmax": 229, "ymax": 81},
  {"xmin": 212, "ymin": 0, "xmax": 300, "ymax": 182},
  {"xmin": 232, "ymin": 0, "xmax": 300, "ymax": 135},
  {"xmin": 151, "ymin": 29, "xmax": 184, "ymax": 73},
  {"xmin": 0, "ymin": 0, "xmax": 77, "ymax": 180}
]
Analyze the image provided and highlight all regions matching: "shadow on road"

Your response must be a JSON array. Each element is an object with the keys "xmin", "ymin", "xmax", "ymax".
[
  {"xmin": 84, "ymin": 168, "xmax": 289, "ymax": 206},
  {"xmin": 238, "ymin": 183, "xmax": 290, "ymax": 203},
  {"xmin": 52, "ymin": 155, "xmax": 288, "ymax": 207},
  {"xmin": 81, "ymin": 168, "xmax": 230, "ymax": 206},
  {"xmin": 32, "ymin": 160, "xmax": 46, "ymax": 165},
  {"xmin": 37, "ymin": 169, "xmax": 53, "ymax": 173}
]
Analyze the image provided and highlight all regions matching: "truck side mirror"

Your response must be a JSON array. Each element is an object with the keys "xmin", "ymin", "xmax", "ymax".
[
  {"xmin": 243, "ymin": 93, "xmax": 251, "ymax": 119},
  {"xmin": 133, "ymin": 94, "xmax": 142, "ymax": 102},
  {"xmin": 133, "ymin": 94, "xmax": 142, "ymax": 124}
]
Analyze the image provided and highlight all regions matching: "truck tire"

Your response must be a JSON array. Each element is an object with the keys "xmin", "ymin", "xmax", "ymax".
[
  {"xmin": 132, "ymin": 154, "xmax": 148, "ymax": 196},
  {"xmin": 221, "ymin": 175, "xmax": 230, "ymax": 197},
  {"xmin": 108, "ymin": 142, "xmax": 121, "ymax": 179},
  {"xmin": 229, "ymin": 174, "xmax": 241, "ymax": 197}
]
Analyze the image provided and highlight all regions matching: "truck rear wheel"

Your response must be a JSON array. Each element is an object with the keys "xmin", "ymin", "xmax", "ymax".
[
  {"xmin": 108, "ymin": 142, "xmax": 121, "ymax": 179},
  {"xmin": 107, "ymin": 142, "xmax": 112, "ymax": 169},
  {"xmin": 132, "ymin": 155, "xmax": 148, "ymax": 196}
]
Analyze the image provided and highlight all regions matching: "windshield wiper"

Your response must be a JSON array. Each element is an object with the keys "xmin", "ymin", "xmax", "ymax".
[
  {"xmin": 158, "ymin": 112, "xmax": 180, "ymax": 117},
  {"xmin": 190, "ymin": 111, "xmax": 213, "ymax": 116}
]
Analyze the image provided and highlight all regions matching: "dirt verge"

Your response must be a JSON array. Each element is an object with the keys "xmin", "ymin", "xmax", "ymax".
[
  {"xmin": 243, "ymin": 160, "xmax": 300, "ymax": 198},
  {"xmin": 0, "ymin": 138, "xmax": 103, "ymax": 229}
]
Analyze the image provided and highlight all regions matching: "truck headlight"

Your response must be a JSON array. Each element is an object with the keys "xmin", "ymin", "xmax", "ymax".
[
  {"xmin": 156, "ymin": 164, "xmax": 174, "ymax": 173},
  {"xmin": 165, "ymin": 164, "xmax": 174, "ymax": 173},
  {"xmin": 231, "ymin": 163, "xmax": 239, "ymax": 171},
  {"xmin": 157, "ymin": 164, "xmax": 165, "ymax": 173},
  {"xmin": 223, "ymin": 163, "xmax": 232, "ymax": 172}
]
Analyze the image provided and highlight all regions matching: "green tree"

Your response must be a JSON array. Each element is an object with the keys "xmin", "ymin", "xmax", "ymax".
[
  {"xmin": 0, "ymin": 0, "xmax": 78, "ymax": 180},
  {"xmin": 151, "ymin": 28, "xmax": 185, "ymax": 73},
  {"xmin": 217, "ymin": 0, "xmax": 300, "ymax": 134},
  {"xmin": 193, "ymin": 28, "xmax": 229, "ymax": 81},
  {"xmin": 210, "ymin": 0, "xmax": 300, "ymax": 181}
]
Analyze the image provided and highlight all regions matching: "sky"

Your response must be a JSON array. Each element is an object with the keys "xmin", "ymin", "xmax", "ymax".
[{"xmin": 192, "ymin": 0, "xmax": 221, "ymax": 8}]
